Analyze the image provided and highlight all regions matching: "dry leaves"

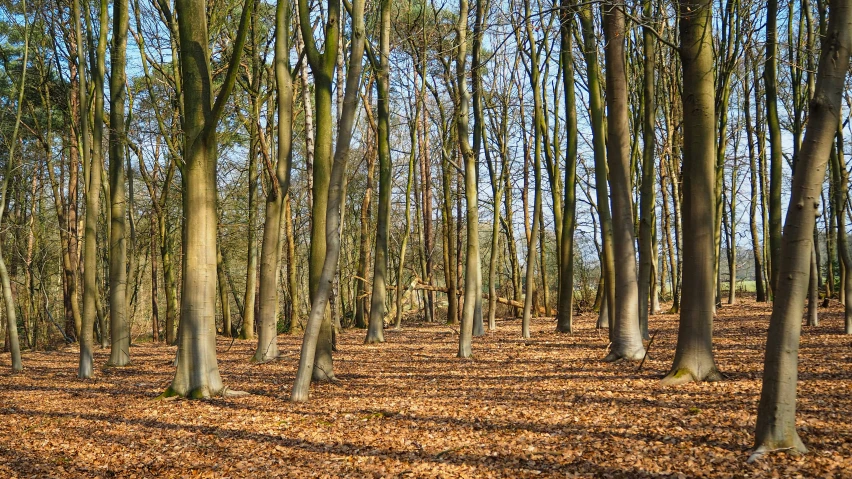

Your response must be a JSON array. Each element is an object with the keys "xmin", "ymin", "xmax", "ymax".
[{"xmin": 0, "ymin": 297, "xmax": 850, "ymax": 478}]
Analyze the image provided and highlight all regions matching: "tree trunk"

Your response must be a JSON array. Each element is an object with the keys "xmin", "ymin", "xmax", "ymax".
[
  {"xmin": 254, "ymin": 0, "xmax": 294, "ymax": 362},
  {"xmin": 0, "ymin": 0, "xmax": 28, "ymax": 371},
  {"xmin": 806, "ymin": 243, "xmax": 819, "ymax": 326},
  {"xmin": 520, "ymin": 0, "xmax": 543, "ymax": 340},
  {"xmin": 752, "ymin": 0, "xmax": 851, "ymax": 455},
  {"xmin": 366, "ymin": 0, "xmax": 391, "ymax": 344},
  {"xmin": 76, "ymin": 0, "xmax": 97, "ymax": 379},
  {"xmin": 637, "ymin": 0, "xmax": 656, "ymax": 340},
  {"xmin": 298, "ymin": 0, "xmax": 339, "ymax": 375},
  {"xmin": 353, "ymin": 100, "xmax": 374, "ymax": 329},
  {"xmin": 108, "ymin": 0, "xmax": 130, "ymax": 366},
  {"xmin": 765, "ymin": 0, "xmax": 783, "ymax": 295},
  {"xmin": 164, "ymin": 0, "xmax": 253, "ymax": 398},
  {"xmin": 744, "ymin": 66, "xmax": 767, "ymax": 303},
  {"xmin": 292, "ymin": 0, "xmax": 366, "ymax": 400},
  {"xmin": 456, "ymin": 0, "xmax": 480, "ymax": 355},
  {"xmin": 662, "ymin": 0, "xmax": 722, "ymax": 385},
  {"xmin": 151, "ymin": 210, "xmax": 159, "ymax": 342},
  {"xmin": 556, "ymin": 0, "xmax": 577, "ymax": 334},
  {"xmin": 830, "ymin": 123, "xmax": 852, "ymax": 330},
  {"xmin": 395, "ymin": 122, "xmax": 415, "ymax": 330},
  {"xmin": 578, "ymin": 3, "xmax": 616, "ymax": 336},
  {"xmin": 601, "ymin": 1, "xmax": 644, "ymax": 361}
]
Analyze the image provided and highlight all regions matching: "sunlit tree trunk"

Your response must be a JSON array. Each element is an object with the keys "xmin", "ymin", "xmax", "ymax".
[
  {"xmin": 455, "ymin": 0, "xmax": 480, "ymax": 355},
  {"xmin": 75, "ymin": 0, "xmax": 97, "ymax": 378},
  {"xmin": 637, "ymin": 0, "xmax": 656, "ymax": 340},
  {"xmin": 164, "ymin": 0, "xmax": 253, "ymax": 398},
  {"xmin": 108, "ymin": 0, "xmax": 130, "ymax": 366},
  {"xmin": 366, "ymin": 0, "xmax": 391, "ymax": 344},
  {"xmin": 765, "ymin": 0, "xmax": 783, "ymax": 294},
  {"xmin": 0, "ymin": 0, "xmax": 28, "ymax": 372},
  {"xmin": 254, "ymin": 0, "xmax": 294, "ymax": 362},
  {"xmin": 578, "ymin": 3, "xmax": 616, "ymax": 335},
  {"xmin": 557, "ymin": 25, "xmax": 579, "ymax": 329},
  {"xmin": 601, "ymin": 1, "xmax": 644, "ymax": 361},
  {"xmin": 291, "ymin": 0, "xmax": 366, "ymax": 401},
  {"xmin": 752, "ymin": 0, "xmax": 851, "ymax": 455}
]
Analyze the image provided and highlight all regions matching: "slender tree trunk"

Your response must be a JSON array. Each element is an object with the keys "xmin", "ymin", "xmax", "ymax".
[
  {"xmin": 744, "ymin": 67, "xmax": 767, "ymax": 302},
  {"xmin": 578, "ymin": 3, "xmax": 616, "ymax": 335},
  {"xmin": 366, "ymin": 0, "xmax": 391, "ymax": 344},
  {"xmin": 151, "ymin": 210, "xmax": 159, "ymax": 342},
  {"xmin": 766, "ymin": 0, "xmax": 784, "ymax": 295},
  {"xmin": 254, "ymin": 0, "xmax": 294, "ymax": 362},
  {"xmin": 395, "ymin": 123, "xmax": 415, "ymax": 329},
  {"xmin": 354, "ymin": 97, "xmax": 375, "ymax": 329},
  {"xmin": 806, "ymin": 243, "xmax": 819, "ymax": 326},
  {"xmin": 831, "ymin": 124, "xmax": 852, "ymax": 330},
  {"xmin": 108, "ymin": 0, "xmax": 130, "ymax": 366},
  {"xmin": 456, "ymin": 0, "xmax": 480, "ymax": 355},
  {"xmin": 292, "ymin": 0, "xmax": 366, "ymax": 400},
  {"xmin": 0, "ymin": 0, "xmax": 28, "ymax": 371},
  {"xmin": 285, "ymin": 194, "xmax": 300, "ymax": 331},
  {"xmin": 520, "ymin": 0, "xmax": 543, "ymax": 340},
  {"xmin": 637, "ymin": 0, "xmax": 656, "ymax": 340},
  {"xmin": 76, "ymin": 0, "xmax": 97, "ymax": 378},
  {"xmin": 442, "ymin": 139, "xmax": 458, "ymax": 325},
  {"xmin": 753, "ymin": 0, "xmax": 850, "ymax": 455},
  {"xmin": 241, "ymin": 117, "xmax": 258, "ymax": 341},
  {"xmin": 727, "ymin": 167, "xmax": 738, "ymax": 305},
  {"xmin": 556, "ymin": 0, "xmax": 577, "ymax": 333},
  {"xmin": 601, "ymin": 1, "xmax": 644, "ymax": 361}
]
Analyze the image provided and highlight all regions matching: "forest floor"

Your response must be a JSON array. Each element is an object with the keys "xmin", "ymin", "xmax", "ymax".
[{"xmin": 1, "ymin": 297, "xmax": 851, "ymax": 478}]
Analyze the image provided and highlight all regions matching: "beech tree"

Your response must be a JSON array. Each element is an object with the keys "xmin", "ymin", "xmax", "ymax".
[
  {"xmin": 601, "ymin": 1, "xmax": 644, "ymax": 361},
  {"xmin": 662, "ymin": 0, "xmax": 722, "ymax": 385},
  {"xmin": 253, "ymin": 0, "xmax": 296, "ymax": 363},
  {"xmin": 107, "ymin": 0, "xmax": 130, "ymax": 367},
  {"xmin": 292, "ymin": 0, "xmax": 367, "ymax": 402},
  {"xmin": 752, "ymin": 0, "xmax": 851, "ymax": 457},
  {"xmin": 162, "ymin": 0, "xmax": 254, "ymax": 398}
]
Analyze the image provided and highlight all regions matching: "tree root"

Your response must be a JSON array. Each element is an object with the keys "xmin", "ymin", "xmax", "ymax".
[
  {"xmin": 222, "ymin": 388, "xmax": 251, "ymax": 398},
  {"xmin": 603, "ymin": 347, "xmax": 645, "ymax": 363},
  {"xmin": 747, "ymin": 441, "xmax": 807, "ymax": 464},
  {"xmin": 660, "ymin": 367, "xmax": 724, "ymax": 386}
]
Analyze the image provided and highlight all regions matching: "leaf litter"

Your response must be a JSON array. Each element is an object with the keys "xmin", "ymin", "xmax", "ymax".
[{"xmin": 0, "ymin": 297, "xmax": 850, "ymax": 478}]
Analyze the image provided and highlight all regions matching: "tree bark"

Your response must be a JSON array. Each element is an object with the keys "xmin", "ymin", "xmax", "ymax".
[
  {"xmin": 752, "ymin": 0, "xmax": 851, "ymax": 456},
  {"xmin": 254, "ymin": 0, "xmax": 294, "ymax": 362},
  {"xmin": 456, "ymin": 0, "xmax": 480, "ymax": 355},
  {"xmin": 662, "ymin": 0, "xmax": 722, "ymax": 385},
  {"xmin": 556, "ymin": 2, "xmax": 577, "ymax": 334},
  {"xmin": 291, "ymin": 0, "xmax": 366, "ymax": 401},
  {"xmin": 637, "ymin": 0, "xmax": 656, "ymax": 340},
  {"xmin": 366, "ymin": 0, "xmax": 391, "ymax": 344},
  {"xmin": 0, "ymin": 0, "xmax": 28, "ymax": 371},
  {"xmin": 164, "ymin": 0, "xmax": 253, "ymax": 398},
  {"xmin": 76, "ymin": 0, "xmax": 98, "ymax": 379},
  {"xmin": 601, "ymin": 1, "xmax": 644, "ymax": 361},
  {"xmin": 578, "ymin": 3, "xmax": 616, "ymax": 335},
  {"xmin": 108, "ymin": 0, "xmax": 130, "ymax": 366},
  {"xmin": 765, "ymin": 0, "xmax": 783, "ymax": 295},
  {"xmin": 830, "ymin": 123, "xmax": 852, "ymax": 331}
]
